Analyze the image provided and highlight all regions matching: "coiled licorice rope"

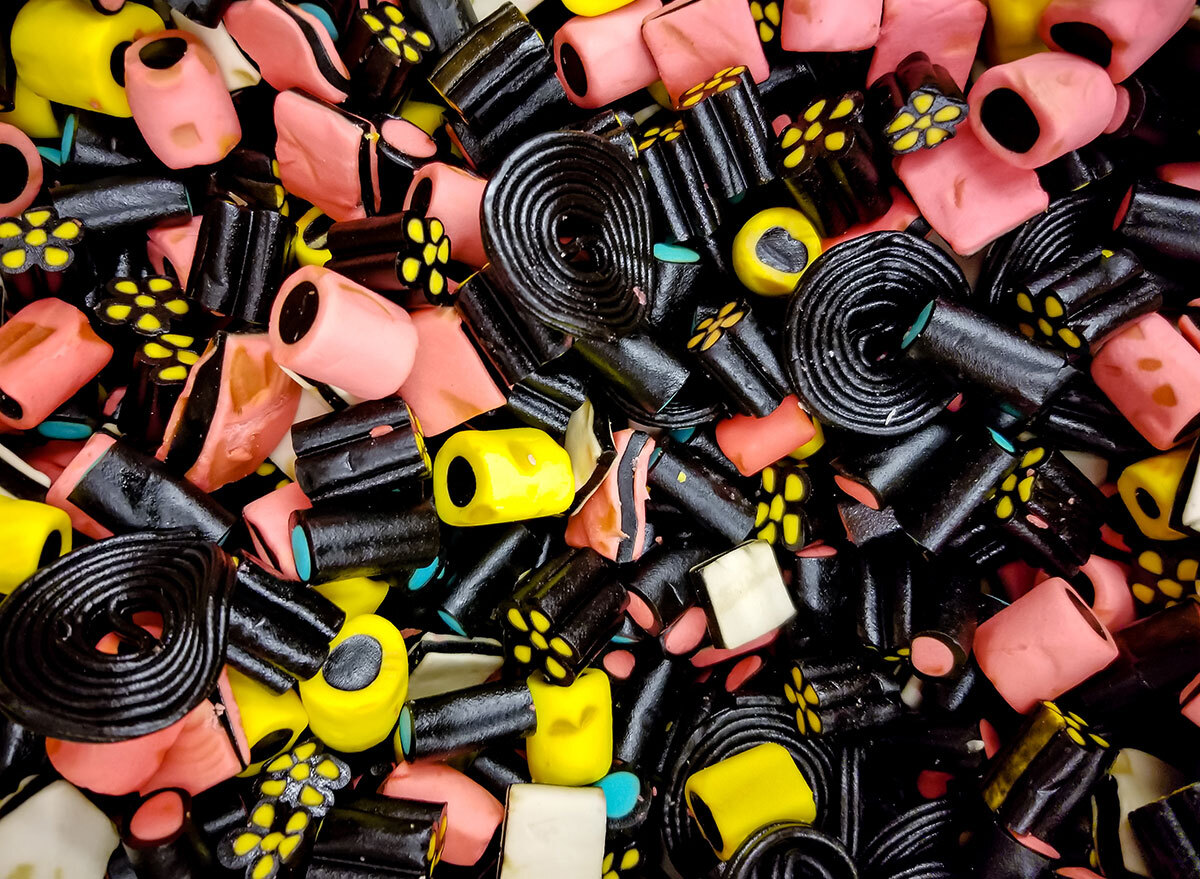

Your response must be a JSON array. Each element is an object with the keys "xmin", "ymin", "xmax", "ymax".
[
  {"xmin": 0, "ymin": 531, "xmax": 234, "ymax": 742},
  {"xmin": 724, "ymin": 822, "xmax": 859, "ymax": 879},
  {"xmin": 860, "ymin": 797, "xmax": 959, "ymax": 879},
  {"xmin": 783, "ymin": 231, "xmax": 968, "ymax": 437},
  {"xmin": 482, "ymin": 130, "xmax": 655, "ymax": 341},
  {"xmin": 659, "ymin": 693, "xmax": 836, "ymax": 877}
]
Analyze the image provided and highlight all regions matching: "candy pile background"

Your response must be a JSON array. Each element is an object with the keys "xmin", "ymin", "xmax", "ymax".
[{"xmin": 1, "ymin": 0, "xmax": 1200, "ymax": 877}]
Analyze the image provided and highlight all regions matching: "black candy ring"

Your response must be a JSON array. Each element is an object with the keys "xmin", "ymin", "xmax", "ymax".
[
  {"xmin": 783, "ymin": 231, "xmax": 968, "ymax": 437},
  {"xmin": 724, "ymin": 822, "xmax": 859, "ymax": 879},
  {"xmin": 482, "ymin": 130, "xmax": 655, "ymax": 341},
  {"xmin": 0, "ymin": 531, "xmax": 234, "ymax": 742}
]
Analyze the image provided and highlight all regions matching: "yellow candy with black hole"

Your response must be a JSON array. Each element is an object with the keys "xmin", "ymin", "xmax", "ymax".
[
  {"xmin": 298, "ymin": 614, "xmax": 408, "ymax": 753},
  {"xmin": 292, "ymin": 206, "xmax": 331, "ymax": 268},
  {"xmin": 1117, "ymin": 447, "xmax": 1190, "ymax": 542},
  {"xmin": 313, "ymin": 575, "xmax": 389, "ymax": 620},
  {"xmin": 684, "ymin": 742, "xmax": 817, "ymax": 860},
  {"xmin": 0, "ymin": 497, "xmax": 70, "ymax": 595},
  {"xmin": 433, "ymin": 428, "xmax": 575, "ymax": 526},
  {"xmin": 732, "ymin": 207, "xmax": 823, "ymax": 296},
  {"xmin": 11, "ymin": 0, "xmax": 165, "ymax": 117},
  {"xmin": 225, "ymin": 667, "xmax": 309, "ymax": 777},
  {"xmin": 0, "ymin": 76, "xmax": 60, "ymax": 139},
  {"xmin": 526, "ymin": 669, "xmax": 613, "ymax": 786}
]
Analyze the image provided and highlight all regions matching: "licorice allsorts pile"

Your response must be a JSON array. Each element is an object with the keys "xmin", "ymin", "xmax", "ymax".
[{"xmin": 4, "ymin": 0, "xmax": 1200, "ymax": 878}]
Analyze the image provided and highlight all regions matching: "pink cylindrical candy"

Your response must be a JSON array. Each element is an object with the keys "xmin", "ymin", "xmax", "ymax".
[
  {"xmin": 269, "ymin": 265, "xmax": 418, "ymax": 400},
  {"xmin": 968, "ymin": 52, "xmax": 1117, "ymax": 170},
  {"xmin": 124, "ymin": 31, "xmax": 242, "ymax": 169},
  {"xmin": 780, "ymin": 0, "xmax": 882, "ymax": 52},
  {"xmin": 1039, "ymin": 0, "xmax": 1195, "ymax": 83},
  {"xmin": 0, "ymin": 122, "xmax": 43, "ymax": 218},
  {"xmin": 404, "ymin": 163, "xmax": 488, "ymax": 269},
  {"xmin": 974, "ymin": 577, "xmax": 1119, "ymax": 713},
  {"xmin": 554, "ymin": 0, "xmax": 661, "ymax": 109},
  {"xmin": 714, "ymin": 396, "xmax": 817, "ymax": 477}
]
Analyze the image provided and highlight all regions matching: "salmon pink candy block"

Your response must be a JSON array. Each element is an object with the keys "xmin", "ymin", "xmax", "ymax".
[
  {"xmin": 1091, "ymin": 314, "xmax": 1200, "ymax": 451},
  {"xmin": 641, "ymin": 0, "xmax": 770, "ymax": 106},
  {"xmin": 895, "ymin": 119, "xmax": 1048, "ymax": 256},
  {"xmin": 866, "ymin": 0, "xmax": 986, "ymax": 89},
  {"xmin": 780, "ymin": 0, "xmax": 882, "ymax": 52},
  {"xmin": 715, "ymin": 396, "xmax": 817, "ymax": 477},
  {"xmin": 1040, "ymin": 0, "xmax": 1194, "ymax": 83},
  {"xmin": 554, "ymin": 0, "xmax": 661, "ymax": 108}
]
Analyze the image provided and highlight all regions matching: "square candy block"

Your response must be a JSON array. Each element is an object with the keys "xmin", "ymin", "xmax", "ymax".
[
  {"xmin": 780, "ymin": 0, "xmax": 883, "ymax": 53},
  {"xmin": 895, "ymin": 119, "xmax": 1048, "ymax": 256},
  {"xmin": 398, "ymin": 306, "xmax": 507, "ymax": 437},
  {"xmin": 641, "ymin": 0, "xmax": 770, "ymax": 105},
  {"xmin": 500, "ymin": 785, "xmax": 607, "ymax": 879},
  {"xmin": 866, "ymin": 0, "xmax": 986, "ymax": 88},
  {"xmin": 692, "ymin": 539, "xmax": 796, "ymax": 649}
]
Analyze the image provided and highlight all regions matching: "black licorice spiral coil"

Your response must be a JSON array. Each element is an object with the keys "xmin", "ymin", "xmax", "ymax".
[
  {"xmin": 725, "ymin": 823, "xmax": 859, "ymax": 879},
  {"xmin": 975, "ymin": 187, "xmax": 1118, "ymax": 311},
  {"xmin": 860, "ymin": 797, "xmax": 958, "ymax": 879},
  {"xmin": 0, "ymin": 532, "xmax": 234, "ymax": 742},
  {"xmin": 659, "ymin": 693, "xmax": 835, "ymax": 877},
  {"xmin": 783, "ymin": 232, "xmax": 968, "ymax": 437},
  {"xmin": 481, "ymin": 130, "xmax": 655, "ymax": 341}
]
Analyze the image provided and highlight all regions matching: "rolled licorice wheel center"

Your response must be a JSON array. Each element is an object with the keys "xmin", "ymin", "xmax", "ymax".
[
  {"xmin": 278, "ymin": 281, "xmax": 321, "ymax": 344},
  {"xmin": 979, "ymin": 88, "xmax": 1041, "ymax": 154},
  {"xmin": 1049, "ymin": 22, "xmax": 1114, "ymax": 69}
]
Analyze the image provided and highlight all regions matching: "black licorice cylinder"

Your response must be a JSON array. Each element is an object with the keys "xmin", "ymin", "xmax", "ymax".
[
  {"xmin": 122, "ymin": 790, "xmax": 210, "ymax": 879},
  {"xmin": 308, "ymin": 796, "xmax": 444, "ymax": 879},
  {"xmin": 626, "ymin": 540, "xmax": 715, "ymax": 633},
  {"xmin": 830, "ymin": 417, "xmax": 956, "ymax": 511},
  {"xmin": 187, "ymin": 200, "xmax": 290, "ymax": 325},
  {"xmin": 456, "ymin": 271, "xmax": 571, "ymax": 386},
  {"xmin": 290, "ymin": 498, "xmax": 440, "ymax": 582},
  {"xmin": 225, "ymin": 643, "xmax": 296, "ymax": 693},
  {"xmin": 686, "ymin": 300, "xmax": 790, "ymax": 417},
  {"xmin": 405, "ymin": 0, "xmax": 477, "ymax": 55},
  {"xmin": 910, "ymin": 560, "xmax": 977, "ymax": 679},
  {"xmin": 575, "ymin": 332, "xmax": 692, "ymax": 415},
  {"xmin": 856, "ymin": 534, "xmax": 915, "ymax": 654},
  {"xmin": 1116, "ymin": 177, "xmax": 1200, "ymax": 264},
  {"xmin": 437, "ymin": 524, "xmax": 550, "ymax": 636},
  {"xmin": 637, "ymin": 123, "xmax": 721, "ymax": 246},
  {"xmin": 613, "ymin": 653, "xmax": 680, "ymax": 770},
  {"xmin": 679, "ymin": 67, "xmax": 774, "ymax": 201},
  {"xmin": 647, "ymin": 447, "xmax": 756, "ymax": 545},
  {"xmin": 50, "ymin": 175, "xmax": 192, "ymax": 232},
  {"xmin": 505, "ymin": 366, "xmax": 588, "ymax": 436},
  {"xmin": 902, "ymin": 297, "xmax": 1077, "ymax": 414},
  {"xmin": 292, "ymin": 398, "xmax": 429, "ymax": 503},
  {"xmin": 62, "ymin": 111, "xmax": 157, "ymax": 176},
  {"xmin": 1130, "ymin": 782, "xmax": 1200, "ymax": 879},
  {"xmin": 789, "ymin": 546, "xmax": 854, "ymax": 645},
  {"xmin": 895, "ymin": 429, "xmax": 1019, "ymax": 553},
  {"xmin": 66, "ymin": 437, "xmax": 236, "ymax": 543},
  {"xmin": 396, "ymin": 681, "xmax": 536, "ymax": 761}
]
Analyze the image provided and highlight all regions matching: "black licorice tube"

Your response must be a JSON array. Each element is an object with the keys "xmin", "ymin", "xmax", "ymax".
[
  {"xmin": 308, "ymin": 796, "xmax": 445, "ymax": 879},
  {"xmin": 625, "ymin": 540, "xmax": 715, "ymax": 633},
  {"xmin": 505, "ymin": 366, "xmax": 588, "ymax": 437},
  {"xmin": 613, "ymin": 652, "xmax": 680, "ymax": 770},
  {"xmin": 290, "ymin": 498, "xmax": 440, "ymax": 582},
  {"xmin": 187, "ymin": 200, "xmax": 290, "ymax": 325},
  {"xmin": 647, "ymin": 447, "xmax": 755, "ymax": 545},
  {"xmin": 437, "ymin": 524, "xmax": 550, "ymax": 636},
  {"xmin": 788, "ymin": 546, "xmax": 854, "ymax": 645},
  {"xmin": 638, "ymin": 123, "xmax": 721, "ymax": 246},
  {"xmin": 396, "ymin": 682, "xmax": 536, "ymax": 761},
  {"xmin": 1130, "ymin": 782, "xmax": 1200, "ymax": 879},
  {"xmin": 62, "ymin": 111, "xmax": 157, "ymax": 176},
  {"xmin": 50, "ymin": 175, "xmax": 192, "ymax": 232},
  {"xmin": 292, "ymin": 398, "xmax": 429, "ymax": 503},
  {"xmin": 830, "ymin": 417, "xmax": 956, "ymax": 511},
  {"xmin": 910, "ymin": 561, "xmax": 978, "ymax": 679},
  {"xmin": 686, "ymin": 300, "xmax": 789, "ymax": 417},
  {"xmin": 679, "ymin": 67, "xmax": 774, "ymax": 201},
  {"xmin": 575, "ymin": 332, "xmax": 692, "ymax": 415},
  {"xmin": 225, "ymin": 642, "xmax": 296, "ymax": 694},
  {"xmin": 902, "ymin": 297, "xmax": 1077, "ymax": 414},
  {"xmin": 1116, "ymin": 176, "xmax": 1200, "ymax": 264}
]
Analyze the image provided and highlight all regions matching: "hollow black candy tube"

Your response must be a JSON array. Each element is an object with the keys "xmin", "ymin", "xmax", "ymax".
[
  {"xmin": 308, "ymin": 796, "xmax": 445, "ymax": 879},
  {"xmin": 437, "ymin": 523, "xmax": 550, "ymax": 636},
  {"xmin": 895, "ymin": 428, "xmax": 1019, "ymax": 553},
  {"xmin": 788, "ymin": 545, "xmax": 854, "ymax": 647},
  {"xmin": 430, "ymin": 3, "xmax": 571, "ymax": 173},
  {"xmin": 290, "ymin": 497, "xmax": 440, "ymax": 582},
  {"xmin": 404, "ymin": 0, "xmax": 477, "ymax": 55},
  {"xmin": 291, "ymin": 398, "xmax": 429, "ymax": 503},
  {"xmin": 50, "ymin": 175, "xmax": 191, "ymax": 233},
  {"xmin": 647, "ymin": 446, "xmax": 756, "ymax": 545},
  {"xmin": 1115, "ymin": 176, "xmax": 1200, "ymax": 265},
  {"xmin": 626, "ymin": 539, "xmax": 716, "ymax": 634},
  {"xmin": 0, "ymin": 532, "xmax": 233, "ymax": 742},
  {"xmin": 575, "ymin": 331, "xmax": 691, "ymax": 415},
  {"xmin": 830, "ymin": 416, "xmax": 956, "ymax": 511},
  {"xmin": 122, "ymin": 790, "xmax": 211, "ymax": 879},
  {"xmin": 1130, "ymin": 782, "xmax": 1200, "ymax": 879},
  {"xmin": 677, "ymin": 66, "xmax": 774, "ymax": 201},
  {"xmin": 481, "ymin": 130, "xmax": 655, "ymax": 341},
  {"xmin": 856, "ymin": 533, "xmax": 916, "ymax": 655},
  {"xmin": 64, "ymin": 435, "xmax": 236, "ymax": 543},
  {"xmin": 504, "ymin": 365, "xmax": 588, "ymax": 437},
  {"xmin": 784, "ymin": 232, "xmax": 967, "ymax": 436},
  {"xmin": 613, "ymin": 652, "xmax": 680, "ymax": 770},
  {"xmin": 910, "ymin": 559, "xmax": 978, "ymax": 680},
  {"xmin": 396, "ymin": 682, "xmax": 536, "ymax": 761},
  {"xmin": 635, "ymin": 120, "xmax": 721, "ymax": 246},
  {"xmin": 187, "ymin": 200, "xmax": 290, "ymax": 326},
  {"xmin": 902, "ymin": 297, "xmax": 1077, "ymax": 415},
  {"xmin": 685, "ymin": 299, "xmax": 789, "ymax": 417}
]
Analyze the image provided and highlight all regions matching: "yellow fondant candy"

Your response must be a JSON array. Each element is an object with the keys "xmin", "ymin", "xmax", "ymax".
[
  {"xmin": 526, "ymin": 668, "xmax": 613, "ymax": 786},
  {"xmin": 0, "ymin": 497, "xmax": 71, "ymax": 595},
  {"xmin": 225, "ymin": 667, "xmax": 309, "ymax": 777}
]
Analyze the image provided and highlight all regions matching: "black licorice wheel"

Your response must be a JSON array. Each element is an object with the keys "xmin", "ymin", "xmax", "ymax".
[
  {"xmin": 724, "ymin": 822, "xmax": 859, "ymax": 879},
  {"xmin": 481, "ymin": 130, "xmax": 655, "ymax": 341},
  {"xmin": 783, "ymin": 231, "xmax": 968, "ymax": 437},
  {"xmin": 0, "ymin": 532, "xmax": 234, "ymax": 742}
]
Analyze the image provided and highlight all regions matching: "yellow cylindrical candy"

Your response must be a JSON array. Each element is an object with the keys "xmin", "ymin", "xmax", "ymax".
[
  {"xmin": 312, "ymin": 575, "xmax": 390, "ymax": 621},
  {"xmin": 0, "ymin": 497, "xmax": 71, "ymax": 595},
  {"xmin": 1117, "ymin": 447, "xmax": 1190, "ymax": 542},
  {"xmin": 0, "ymin": 76, "xmax": 60, "ymax": 139},
  {"xmin": 225, "ymin": 668, "xmax": 309, "ymax": 777},
  {"xmin": 11, "ymin": 0, "xmax": 166, "ymax": 117},
  {"xmin": 732, "ymin": 207, "xmax": 822, "ymax": 296},
  {"xmin": 433, "ymin": 428, "xmax": 575, "ymax": 526},
  {"xmin": 298, "ymin": 614, "xmax": 409, "ymax": 752},
  {"xmin": 984, "ymin": 0, "xmax": 1054, "ymax": 64},
  {"xmin": 526, "ymin": 669, "xmax": 613, "ymax": 786},
  {"xmin": 684, "ymin": 741, "xmax": 817, "ymax": 860}
]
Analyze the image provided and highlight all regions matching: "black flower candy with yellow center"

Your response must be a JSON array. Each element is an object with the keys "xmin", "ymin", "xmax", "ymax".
[
  {"xmin": 343, "ymin": 2, "xmax": 434, "ymax": 111},
  {"xmin": 871, "ymin": 52, "xmax": 968, "ymax": 156},
  {"xmin": 362, "ymin": 2, "xmax": 434, "ymax": 65},
  {"xmin": 749, "ymin": 0, "xmax": 781, "ymax": 46},
  {"xmin": 636, "ymin": 119, "xmax": 686, "ymax": 153},
  {"xmin": 96, "ymin": 276, "xmax": 191, "ymax": 338},
  {"xmin": 676, "ymin": 67, "xmax": 774, "ymax": 202},
  {"xmin": 0, "ymin": 207, "xmax": 82, "ymax": 274},
  {"xmin": 138, "ymin": 333, "xmax": 201, "ymax": 384},
  {"xmin": 400, "ymin": 214, "xmax": 452, "ymax": 304},
  {"xmin": 754, "ymin": 461, "xmax": 811, "ymax": 551},
  {"xmin": 258, "ymin": 739, "xmax": 350, "ymax": 815},
  {"xmin": 220, "ymin": 799, "xmax": 311, "ymax": 879}
]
